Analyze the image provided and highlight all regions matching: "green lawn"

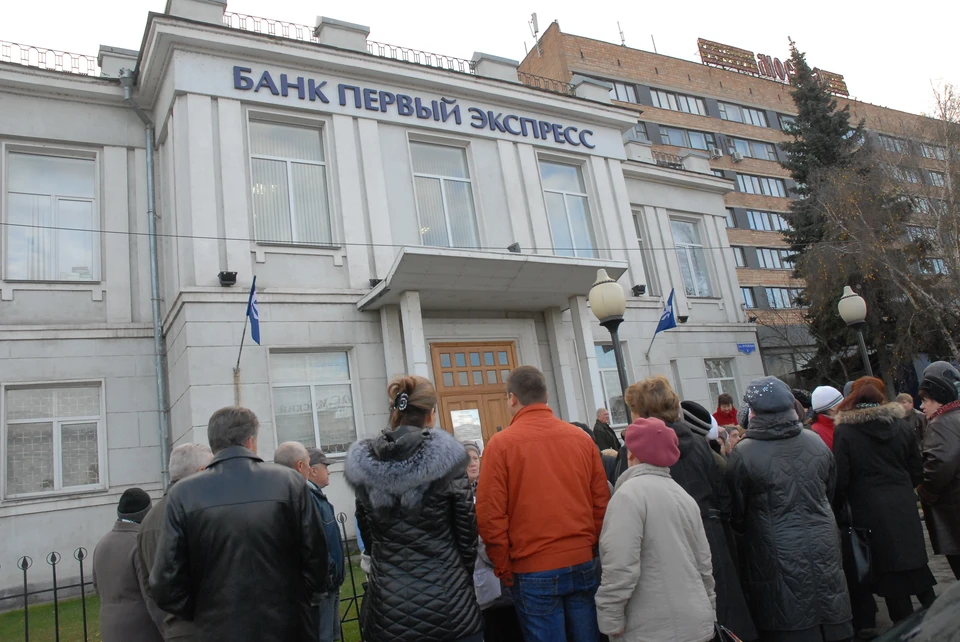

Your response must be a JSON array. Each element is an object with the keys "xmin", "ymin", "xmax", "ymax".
[{"xmin": 0, "ymin": 561, "xmax": 366, "ymax": 642}]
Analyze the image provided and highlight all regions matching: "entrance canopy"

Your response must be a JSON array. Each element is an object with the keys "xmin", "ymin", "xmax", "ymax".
[{"xmin": 357, "ymin": 247, "xmax": 629, "ymax": 312}]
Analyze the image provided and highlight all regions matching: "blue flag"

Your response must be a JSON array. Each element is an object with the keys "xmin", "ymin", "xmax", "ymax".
[
  {"xmin": 655, "ymin": 289, "xmax": 677, "ymax": 335},
  {"xmin": 246, "ymin": 277, "xmax": 261, "ymax": 345}
]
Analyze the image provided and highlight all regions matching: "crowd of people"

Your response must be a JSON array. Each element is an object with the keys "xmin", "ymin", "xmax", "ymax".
[{"xmin": 88, "ymin": 361, "xmax": 960, "ymax": 642}]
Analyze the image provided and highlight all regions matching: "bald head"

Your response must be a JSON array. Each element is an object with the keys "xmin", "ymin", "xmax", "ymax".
[{"xmin": 274, "ymin": 441, "xmax": 310, "ymax": 480}]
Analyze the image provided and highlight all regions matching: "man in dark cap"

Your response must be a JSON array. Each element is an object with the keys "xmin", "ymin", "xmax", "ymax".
[{"xmin": 93, "ymin": 487, "xmax": 163, "ymax": 642}]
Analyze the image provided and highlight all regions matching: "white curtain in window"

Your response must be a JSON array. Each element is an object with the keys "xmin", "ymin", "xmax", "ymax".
[
  {"xmin": 444, "ymin": 181, "xmax": 479, "ymax": 248},
  {"xmin": 251, "ymin": 158, "xmax": 292, "ymax": 243},
  {"xmin": 410, "ymin": 143, "xmax": 478, "ymax": 248},
  {"xmin": 250, "ymin": 122, "xmax": 324, "ymax": 162},
  {"xmin": 544, "ymin": 192, "xmax": 574, "ymax": 257},
  {"xmin": 291, "ymin": 163, "xmax": 331, "ymax": 244},
  {"xmin": 414, "ymin": 176, "xmax": 448, "ymax": 247},
  {"xmin": 671, "ymin": 220, "xmax": 713, "ymax": 297},
  {"xmin": 566, "ymin": 195, "xmax": 598, "ymax": 258}
]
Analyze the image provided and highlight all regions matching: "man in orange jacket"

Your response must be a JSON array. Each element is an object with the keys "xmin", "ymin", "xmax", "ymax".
[{"xmin": 476, "ymin": 366, "xmax": 610, "ymax": 642}]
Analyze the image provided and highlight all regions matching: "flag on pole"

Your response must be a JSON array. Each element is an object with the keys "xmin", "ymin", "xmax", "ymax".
[
  {"xmin": 654, "ymin": 289, "xmax": 677, "ymax": 335},
  {"xmin": 246, "ymin": 277, "xmax": 261, "ymax": 345}
]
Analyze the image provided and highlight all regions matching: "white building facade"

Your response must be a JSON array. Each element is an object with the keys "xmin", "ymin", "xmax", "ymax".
[{"xmin": 0, "ymin": 0, "xmax": 762, "ymax": 593}]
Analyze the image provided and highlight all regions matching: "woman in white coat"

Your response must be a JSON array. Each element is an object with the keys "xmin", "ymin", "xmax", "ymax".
[{"xmin": 595, "ymin": 416, "xmax": 716, "ymax": 642}]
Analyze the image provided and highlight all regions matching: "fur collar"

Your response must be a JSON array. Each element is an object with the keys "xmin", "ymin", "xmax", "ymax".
[
  {"xmin": 344, "ymin": 427, "xmax": 468, "ymax": 512},
  {"xmin": 835, "ymin": 402, "xmax": 905, "ymax": 426}
]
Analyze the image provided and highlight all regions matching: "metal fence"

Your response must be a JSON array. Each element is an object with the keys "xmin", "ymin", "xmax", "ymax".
[
  {"xmin": 0, "ymin": 512, "xmax": 366, "ymax": 642},
  {"xmin": 0, "ymin": 41, "xmax": 100, "ymax": 77},
  {"xmin": 517, "ymin": 71, "xmax": 575, "ymax": 97}
]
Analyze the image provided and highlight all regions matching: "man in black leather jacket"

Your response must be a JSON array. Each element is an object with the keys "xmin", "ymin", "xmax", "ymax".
[{"xmin": 149, "ymin": 407, "xmax": 328, "ymax": 642}]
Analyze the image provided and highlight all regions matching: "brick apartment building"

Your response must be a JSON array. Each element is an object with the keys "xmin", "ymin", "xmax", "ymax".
[{"xmin": 520, "ymin": 21, "xmax": 952, "ymax": 385}]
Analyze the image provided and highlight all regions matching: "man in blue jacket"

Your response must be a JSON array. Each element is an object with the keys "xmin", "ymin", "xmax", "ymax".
[{"xmin": 306, "ymin": 447, "xmax": 345, "ymax": 642}]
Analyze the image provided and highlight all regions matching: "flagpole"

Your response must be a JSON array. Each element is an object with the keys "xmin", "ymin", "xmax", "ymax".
[
  {"xmin": 644, "ymin": 333, "xmax": 658, "ymax": 361},
  {"xmin": 235, "ymin": 317, "xmax": 248, "ymax": 373}
]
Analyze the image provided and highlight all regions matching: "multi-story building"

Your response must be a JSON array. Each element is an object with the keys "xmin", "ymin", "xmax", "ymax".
[
  {"xmin": 519, "ymin": 22, "xmax": 954, "ymax": 385},
  {"xmin": 0, "ymin": 0, "xmax": 764, "ymax": 592}
]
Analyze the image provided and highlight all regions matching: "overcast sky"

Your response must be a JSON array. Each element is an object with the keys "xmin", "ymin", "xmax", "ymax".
[{"xmin": 4, "ymin": 0, "xmax": 955, "ymax": 116}]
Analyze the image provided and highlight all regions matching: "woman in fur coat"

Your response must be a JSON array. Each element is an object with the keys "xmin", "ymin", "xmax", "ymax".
[{"xmin": 345, "ymin": 375, "xmax": 483, "ymax": 642}]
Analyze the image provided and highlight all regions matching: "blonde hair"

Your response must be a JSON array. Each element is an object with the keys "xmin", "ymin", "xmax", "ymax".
[
  {"xmin": 388, "ymin": 375, "xmax": 438, "ymax": 429},
  {"xmin": 624, "ymin": 375, "xmax": 681, "ymax": 423}
]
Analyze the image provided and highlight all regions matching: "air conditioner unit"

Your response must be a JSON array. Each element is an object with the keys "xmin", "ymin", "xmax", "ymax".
[
  {"xmin": 709, "ymin": 147, "xmax": 723, "ymax": 159},
  {"xmin": 731, "ymin": 151, "xmax": 745, "ymax": 162}
]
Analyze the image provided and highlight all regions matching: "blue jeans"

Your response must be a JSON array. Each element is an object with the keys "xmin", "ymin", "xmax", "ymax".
[
  {"xmin": 513, "ymin": 560, "xmax": 600, "ymax": 642},
  {"xmin": 317, "ymin": 592, "xmax": 340, "ymax": 642}
]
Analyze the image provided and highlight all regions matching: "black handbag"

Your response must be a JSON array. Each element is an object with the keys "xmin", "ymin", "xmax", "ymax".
[
  {"xmin": 844, "ymin": 503, "xmax": 873, "ymax": 584},
  {"xmin": 713, "ymin": 622, "xmax": 743, "ymax": 642}
]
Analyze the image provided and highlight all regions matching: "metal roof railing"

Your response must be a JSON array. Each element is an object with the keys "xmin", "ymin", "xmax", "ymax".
[
  {"xmin": 0, "ymin": 41, "xmax": 99, "ymax": 76},
  {"xmin": 517, "ymin": 71, "xmax": 575, "ymax": 97}
]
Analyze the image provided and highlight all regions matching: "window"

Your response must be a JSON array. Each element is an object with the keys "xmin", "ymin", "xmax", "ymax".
[
  {"xmin": 728, "ymin": 137, "xmax": 778, "ymax": 161},
  {"xmin": 712, "ymin": 170, "xmax": 727, "ymax": 178},
  {"xmin": 410, "ymin": 142, "xmax": 480, "ymax": 248},
  {"xmin": 725, "ymin": 208, "xmax": 736, "ymax": 228},
  {"xmin": 878, "ymin": 135, "xmax": 906, "ymax": 153},
  {"xmin": 671, "ymin": 219, "xmax": 714, "ymax": 297},
  {"xmin": 765, "ymin": 287, "xmax": 804, "ymax": 309},
  {"xmin": 632, "ymin": 210, "xmax": 659, "ymax": 296},
  {"xmin": 906, "ymin": 226, "xmax": 936, "ymax": 243},
  {"xmin": 732, "ymin": 246, "xmax": 746, "ymax": 268},
  {"xmin": 893, "ymin": 167, "xmax": 921, "ymax": 184},
  {"xmin": 596, "ymin": 345, "xmax": 629, "ymax": 426},
  {"xmin": 659, "ymin": 126, "xmax": 716, "ymax": 151},
  {"xmin": 5, "ymin": 152, "xmax": 99, "ymax": 281},
  {"xmin": 609, "ymin": 81, "xmax": 638, "ymax": 103},
  {"xmin": 929, "ymin": 171, "xmax": 946, "ymax": 188},
  {"xmin": 704, "ymin": 359, "xmax": 739, "ymax": 411},
  {"xmin": 270, "ymin": 352, "xmax": 357, "ymax": 454},
  {"xmin": 919, "ymin": 258, "xmax": 947, "ymax": 275},
  {"xmin": 745, "ymin": 210, "xmax": 791, "ymax": 231},
  {"xmin": 250, "ymin": 121, "xmax": 331, "ymax": 246},
  {"xmin": 779, "ymin": 114, "xmax": 796, "ymax": 132},
  {"xmin": 650, "ymin": 89, "xmax": 707, "ymax": 116},
  {"xmin": 4, "ymin": 383, "xmax": 103, "ymax": 497},
  {"xmin": 718, "ymin": 102, "xmax": 768, "ymax": 127},
  {"xmin": 921, "ymin": 144, "xmax": 946, "ymax": 160},
  {"xmin": 633, "ymin": 122, "xmax": 650, "ymax": 142},
  {"xmin": 757, "ymin": 248, "xmax": 794, "ymax": 270},
  {"xmin": 737, "ymin": 174, "xmax": 787, "ymax": 197},
  {"xmin": 540, "ymin": 161, "xmax": 597, "ymax": 258},
  {"xmin": 741, "ymin": 287, "xmax": 756, "ymax": 309}
]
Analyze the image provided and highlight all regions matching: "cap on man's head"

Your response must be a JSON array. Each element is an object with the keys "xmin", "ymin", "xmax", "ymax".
[
  {"xmin": 624, "ymin": 417, "xmax": 680, "ymax": 468},
  {"xmin": 744, "ymin": 377, "xmax": 796, "ymax": 415},
  {"xmin": 118, "ymin": 488, "xmax": 152, "ymax": 524},
  {"xmin": 305, "ymin": 447, "xmax": 330, "ymax": 467}
]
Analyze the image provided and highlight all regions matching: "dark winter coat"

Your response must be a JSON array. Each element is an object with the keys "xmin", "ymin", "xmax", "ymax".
[
  {"xmin": 919, "ymin": 403, "xmax": 960, "ymax": 555},
  {"xmin": 307, "ymin": 481, "xmax": 345, "ymax": 592},
  {"xmin": 93, "ymin": 520, "xmax": 164, "ymax": 642},
  {"xmin": 726, "ymin": 411, "xmax": 852, "ymax": 633},
  {"xmin": 593, "ymin": 420, "xmax": 621, "ymax": 452},
  {"xmin": 663, "ymin": 419, "xmax": 757, "ymax": 640},
  {"xmin": 345, "ymin": 425, "xmax": 483, "ymax": 642},
  {"xmin": 833, "ymin": 403, "xmax": 928, "ymax": 575},
  {"xmin": 149, "ymin": 446, "xmax": 328, "ymax": 642}
]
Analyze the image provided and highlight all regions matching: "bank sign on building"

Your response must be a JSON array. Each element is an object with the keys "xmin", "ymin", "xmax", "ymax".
[{"xmin": 0, "ymin": 0, "xmax": 762, "ymax": 593}]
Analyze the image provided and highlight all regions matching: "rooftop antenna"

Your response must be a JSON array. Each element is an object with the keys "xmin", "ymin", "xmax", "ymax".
[
  {"xmin": 529, "ymin": 13, "xmax": 541, "ymax": 57},
  {"xmin": 618, "ymin": 22, "xmax": 625, "ymax": 47},
  {"xmin": 650, "ymin": 34, "xmax": 658, "ymax": 54}
]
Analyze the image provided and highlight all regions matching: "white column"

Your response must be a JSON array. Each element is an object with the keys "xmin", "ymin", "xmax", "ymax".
[
  {"xmin": 497, "ymin": 140, "xmax": 534, "ymax": 251},
  {"xmin": 217, "ymin": 98, "xmax": 253, "ymax": 278},
  {"xmin": 332, "ymin": 114, "xmax": 372, "ymax": 288},
  {"xmin": 399, "ymin": 291, "xmax": 429, "ymax": 378},
  {"xmin": 183, "ymin": 93, "xmax": 220, "ymax": 286},
  {"xmin": 380, "ymin": 305, "xmax": 406, "ymax": 378},
  {"xmin": 608, "ymin": 158, "xmax": 649, "ymax": 287},
  {"xmin": 516, "ymin": 144, "xmax": 553, "ymax": 253},
  {"xmin": 569, "ymin": 295, "xmax": 605, "ymax": 413},
  {"xmin": 357, "ymin": 119, "xmax": 395, "ymax": 279},
  {"xmin": 545, "ymin": 307, "xmax": 579, "ymax": 421},
  {"xmin": 102, "ymin": 146, "xmax": 132, "ymax": 323}
]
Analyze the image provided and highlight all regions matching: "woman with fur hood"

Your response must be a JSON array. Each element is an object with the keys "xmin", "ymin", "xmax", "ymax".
[
  {"xmin": 344, "ymin": 375, "xmax": 483, "ymax": 642},
  {"xmin": 833, "ymin": 377, "xmax": 936, "ymax": 627}
]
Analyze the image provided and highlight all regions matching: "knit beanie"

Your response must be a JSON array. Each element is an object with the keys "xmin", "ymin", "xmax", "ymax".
[
  {"xmin": 744, "ymin": 377, "xmax": 795, "ymax": 415},
  {"xmin": 920, "ymin": 375, "xmax": 959, "ymax": 406},
  {"xmin": 117, "ymin": 488, "xmax": 152, "ymax": 524},
  {"xmin": 624, "ymin": 417, "xmax": 680, "ymax": 468},
  {"xmin": 680, "ymin": 400, "xmax": 712, "ymax": 436},
  {"xmin": 811, "ymin": 386, "xmax": 844, "ymax": 413}
]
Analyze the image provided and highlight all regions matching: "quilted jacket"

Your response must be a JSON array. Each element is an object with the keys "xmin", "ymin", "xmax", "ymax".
[
  {"xmin": 726, "ymin": 412, "xmax": 852, "ymax": 633},
  {"xmin": 345, "ymin": 425, "xmax": 483, "ymax": 642}
]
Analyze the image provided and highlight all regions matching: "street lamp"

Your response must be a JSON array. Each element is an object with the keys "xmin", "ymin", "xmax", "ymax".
[
  {"xmin": 589, "ymin": 269, "xmax": 629, "ymax": 416},
  {"xmin": 837, "ymin": 285, "xmax": 874, "ymax": 377}
]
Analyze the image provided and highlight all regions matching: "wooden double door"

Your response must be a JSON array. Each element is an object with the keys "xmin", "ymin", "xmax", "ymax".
[{"xmin": 430, "ymin": 341, "xmax": 518, "ymax": 447}]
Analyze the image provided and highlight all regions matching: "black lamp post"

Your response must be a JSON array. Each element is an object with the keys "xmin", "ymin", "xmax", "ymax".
[
  {"xmin": 589, "ymin": 269, "xmax": 629, "ymax": 416},
  {"xmin": 838, "ymin": 286, "xmax": 873, "ymax": 377}
]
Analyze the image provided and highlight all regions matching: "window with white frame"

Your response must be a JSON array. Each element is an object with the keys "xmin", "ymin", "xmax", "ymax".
[
  {"xmin": 929, "ymin": 171, "xmax": 946, "ymax": 188},
  {"xmin": 746, "ymin": 210, "xmax": 791, "ymax": 231},
  {"xmin": 650, "ymin": 89, "xmax": 707, "ymax": 116},
  {"xmin": 540, "ymin": 161, "xmax": 597, "ymax": 258},
  {"xmin": 737, "ymin": 174, "xmax": 787, "ymax": 197},
  {"xmin": 779, "ymin": 114, "xmax": 796, "ymax": 132},
  {"xmin": 596, "ymin": 345, "xmax": 629, "ymax": 426},
  {"xmin": 921, "ymin": 143, "xmax": 946, "ymax": 160},
  {"xmin": 633, "ymin": 122, "xmax": 650, "ymax": 142},
  {"xmin": 5, "ymin": 151, "xmax": 99, "ymax": 281},
  {"xmin": 608, "ymin": 81, "xmax": 638, "ymax": 103},
  {"xmin": 757, "ymin": 248, "xmax": 794, "ymax": 270},
  {"xmin": 632, "ymin": 210, "xmax": 659, "ymax": 296},
  {"xmin": 4, "ymin": 383, "xmax": 103, "ymax": 497},
  {"xmin": 671, "ymin": 219, "xmax": 714, "ymax": 298},
  {"xmin": 893, "ymin": 167, "xmax": 921, "ymax": 184},
  {"xmin": 659, "ymin": 126, "xmax": 717, "ymax": 151},
  {"xmin": 725, "ymin": 208, "xmax": 736, "ymax": 228},
  {"xmin": 728, "ymin": 137, "xmax": 778, "ymax": 161},
  {"xmin": 906, "ymin": 225, "xmax": 936, "ymax": 242},
  {"xmin": 732, "ymin": 246, "xmax": 746, "ymax": 268},
  {"xmin": 704, "ymin": 359, "xmax": 739, "ymax": 410},
  {"xmin": 765, "ymin": 287, "xmax": 804, "ymax": 309},
  {"xmin": 718, "ymin": 102, "xmax": 768, "ymax": 127},
  {"xmin": 410, "ymin": 142, "xmax": 480, "ymax": 248},
  {"xmin": 249, "ymin": 121, "xmax": 332, "ymax": 246},
  {"xmin": 741, "ymin": 287, "xmax": 756, "ymax": 309},
  {"xmin": 878, "ymin": 134, "xmax": 906, "ymax": 154},
  {"xmin": 269, "ymin": 352, "xmax": 357, "ymax": 455},
  {"xmin": 919, "ymin": 258, "xmax": 947, "ymax": 275}
]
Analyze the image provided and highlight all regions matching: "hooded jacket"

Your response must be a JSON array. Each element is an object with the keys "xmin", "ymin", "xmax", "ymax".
[
  {"xmin": 919, "ymin": 402, "xmax": 960, "ymax": 555},
  {"xmin": 833, "ymin": 403, "xmax": 928, "ymax": 575},
  {"xmin": 811, "ymin": 414, "xmax": 837, "ymax": 451},
  {"xmin": 726, "ymin": 410, "xmax": 852, "ymax": 633},
  {"xmin": 345, "ymin": 425, "xmax": 482, "ymax": 642}
]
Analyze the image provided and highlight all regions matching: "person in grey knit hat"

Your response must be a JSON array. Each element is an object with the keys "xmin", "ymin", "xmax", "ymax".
[{"xmin": 726, "ymin": 377, "xmax": 853, "ymax": 642}]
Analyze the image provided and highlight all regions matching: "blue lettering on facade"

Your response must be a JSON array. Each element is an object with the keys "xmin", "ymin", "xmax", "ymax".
[{"xmin": 254, "ymin": 71, "xmax": 280, "ymax": 95}]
